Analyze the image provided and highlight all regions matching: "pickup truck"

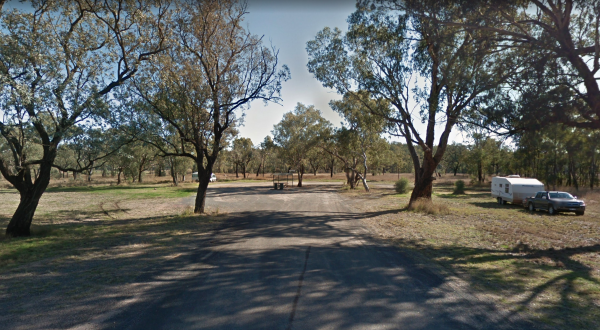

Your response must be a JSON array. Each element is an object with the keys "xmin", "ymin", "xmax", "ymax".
[{"xmin": 523, "ymin": 191, "xmax": 585, "ymax": 215}]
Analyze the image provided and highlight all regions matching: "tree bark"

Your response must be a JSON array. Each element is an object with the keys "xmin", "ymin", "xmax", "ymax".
[
  {"xmin": 193, "ymin": 157, "xmax": 214, "ymax": 214},
  {"xmin": 171, "ymin": 170, "xmax": 178, "ymax": 186},
  {"xmin": 6, "ymin": 162, "xmax": 52, "ymax": 237},
  {"xmin": 409, "ymin": 153, "xmax": 437, "ymax": 204},
  {"xmin": 297, "ymin": 164, "xmax": 304, "ymax": 187}
]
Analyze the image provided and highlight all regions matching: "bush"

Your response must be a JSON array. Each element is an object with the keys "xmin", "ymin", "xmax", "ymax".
[
  {"xmin": 453, "ymin": 180, "xmax": 465, "ymax": 194},
  {"xmin": 408, "ymin": 198, "xmax": 450, "ymax": 215},
  {"xmin": 394, "ymin": 178, "xmax": 410, "ymax": 194}
]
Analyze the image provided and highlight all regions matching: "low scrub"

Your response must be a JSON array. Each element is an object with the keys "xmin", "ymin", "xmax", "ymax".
[
  {"xmin": 408, "ymin": 198, "xmax": 450, "ymax": 215},
  {"xmin": 394, "ymin": 178, "xmax": 410, "ymax": 194},
  {"xmin": 453, "ymin": 180, "xmax": 465, "ymax": 194}
]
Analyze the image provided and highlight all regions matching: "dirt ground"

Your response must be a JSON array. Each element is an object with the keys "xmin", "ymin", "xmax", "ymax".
[{"xmin": 343, "ymin": 182, "xmax": 600, "ymax": 330}]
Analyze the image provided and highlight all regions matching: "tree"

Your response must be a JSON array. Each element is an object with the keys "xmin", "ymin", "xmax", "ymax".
[
  {"xmin": 231, "ymin": 138, "xmax": 253, "ymax": 179},
  {"xmin": 307, "ymin": 4, "xmax": 503, "ymax": 204},
  {"xmin": 442, "ymin": 142, "xmax": 467, "ymax": 176},
  {"xmin": 130, "ymin": 0, "xmax": 289, "ymax": 213},
  {"xmin": 254, "ymin": 136, "xmax": 274, "ymax": 177},
  {"xmin": 0, "ymin": 1, "xmax": 168, "ymax": 236},
  {"xmin": 327, "ymin": 92, "xmax": 389, "ymax": 191},
  {"xmin": 426, "ymin": 0, "xmax": 600, "ymax": 131},
  {"xmin": 272, "ymin": 103, "xmax": 331, "ymax": 187}
]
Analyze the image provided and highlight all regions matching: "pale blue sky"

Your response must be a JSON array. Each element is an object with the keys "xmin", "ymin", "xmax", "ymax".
[{"xmin": 241, "ymin": 0, "xmax": 357, "ymax": 145}]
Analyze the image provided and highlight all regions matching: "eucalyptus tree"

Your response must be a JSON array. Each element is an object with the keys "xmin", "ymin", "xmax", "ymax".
[
  {"xmin": 327, "ymin": 92, "xmax": 389, "ymax": 191},
  {"xmin": 254, "ymin": 136, "xmax": 274, "ymax": 177},
  {"xmin": 272, "ymin": 103, "xmax": 331, "ymax": 187},
  {"xmin": 231, "ymin": 137, "xmax": 253, "ymax": 178},
  {"xmin": 442, "ymin": 142, "xmax": 467, "ymax": 176},
  {"xmin": 130, "ymin": 0, "xmax": 289, "ymax": 213},
  {"xmin": 0, "ymin": 0, "xmax": 169, "ymax": 237},
  {"xmin": 307, "ymin": 3, "xmax": 505, "ymax": 204},
  {"xmin": 413, "ymin": 0, "xmax": 600, "ymax": 131}
]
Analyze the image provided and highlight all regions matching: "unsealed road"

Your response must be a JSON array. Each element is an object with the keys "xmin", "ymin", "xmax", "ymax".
[{"xmin": 104, "ymin": 183, "xmax": 538, "ymax": 330}]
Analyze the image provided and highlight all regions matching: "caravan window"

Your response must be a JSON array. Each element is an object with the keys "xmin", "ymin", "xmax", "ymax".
[
  {"xmin": 505, "ymin": 184, "xmax": 509, "ymax": 193},
  {"xmin": 499, "ymin": 184, "xmax": 503, "ymax": 188}
]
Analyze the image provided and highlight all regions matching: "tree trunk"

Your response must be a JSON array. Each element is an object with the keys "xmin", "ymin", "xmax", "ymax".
[
  {"xmin": 117, "ymin": 168, "xmax": 123, "ymax": 185},
  {"xmin": 193, "ymin": 157, "xmax": 214, "ymax": 214},
  {"xmin": 242, "ymin": 164, "xmax": 246, "ymax": 178},
  {"xmin": 195, "ymin": 175, "xmax": 210, "ymax": 213},
  {"xmin": 361, "ymin": 153, "xmax": 370, "ymax": 192},
  {"xmin": 172, "ymin": 170, "xmax": 178, "ymax": 186},
  {"xmin": 409, "ymin": 157, "xmax": 437, "ymax": 205},
  {"xmin": 297, "ymin": 164, "xmax": 304, "ymax": 187},
  {"xmin": 6, "ymin": 163, "xmax": 52, "ymax": 237},
  {"xmin": 235, "ymin": 163, "xmax": 239, "ymax": 178},
  {"xmin": 256, "ymin": 162, "xmax": 261, "ymax": 177}
]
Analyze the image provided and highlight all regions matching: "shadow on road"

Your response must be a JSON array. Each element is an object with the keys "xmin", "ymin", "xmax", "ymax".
[{"xmin": 109, "ymin": 204, "xmax": 543, "ymax": 330}]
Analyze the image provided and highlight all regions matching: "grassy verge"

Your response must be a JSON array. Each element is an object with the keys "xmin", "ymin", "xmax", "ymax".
[
  {"xmin": 346, "ymin": 185, "xmax": 600, "ymax": 330},
  {"xmin": 0, "ymin": 183, "xmax": 224, "ymax": 328}
]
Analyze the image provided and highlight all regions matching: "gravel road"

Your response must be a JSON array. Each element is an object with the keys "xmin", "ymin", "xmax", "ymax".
[{"xmin": 94, "ymin": 182, "xmax": 538, "ymax": 330}]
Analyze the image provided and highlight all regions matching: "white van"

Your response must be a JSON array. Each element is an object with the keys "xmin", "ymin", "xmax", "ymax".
[{"xmin": 491, "ymin": 175, "xmax": 544, "ymax": 205}]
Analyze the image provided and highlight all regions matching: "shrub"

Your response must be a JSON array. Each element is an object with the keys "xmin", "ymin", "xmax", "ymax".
[
  {"xmin": 453, "ymin": 180, "xmax": 465, "ymax": 194},
  {"xmin": 394, "ymin": 178, "xmax": 410, "ymax": 194},
  {"xmin": 408, "ymin": 198, "xmax": 450, "ymax": 215}
]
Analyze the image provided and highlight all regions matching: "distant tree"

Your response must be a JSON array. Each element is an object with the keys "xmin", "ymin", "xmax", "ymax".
[
  {"xmin": 231, "ymin": 138, "xmax": 254, "ymax": 179},
  {"xmin": 442, "ymin": 143, "xmax": 467, "ymax": 176},
  {"xmin": 272, "ymin": 103, "xmax": 331, "ymax": 187},
  {"xmin": 327, "ymin": 92, "xmax": 389, "ymax": 191}
]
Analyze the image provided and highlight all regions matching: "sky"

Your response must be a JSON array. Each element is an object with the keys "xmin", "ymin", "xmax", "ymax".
[
  {"xmin": 240, "ymin": 0, "xmax": 469, "ymax": 146},
  {"xmin": 240, "ymin": 0, "xmax": 356, "ymax": 145}
]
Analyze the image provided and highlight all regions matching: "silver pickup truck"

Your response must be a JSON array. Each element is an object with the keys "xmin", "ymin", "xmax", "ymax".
[{"xmin": 524, "ymin": 191, "xmax": 586, "ymax": 215}]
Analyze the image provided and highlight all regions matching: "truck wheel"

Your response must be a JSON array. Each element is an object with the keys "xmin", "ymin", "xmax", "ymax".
[
  {"xmin": 576, "ymin": 211, "xmax": 584, "ymax": 216},
  {"xmin": 528, "ymin": 203, "xmax": 535, "ymax": 212},
  {"xmin": 548, "ymin": 205, "xmax": 556, "ymax": 215}
]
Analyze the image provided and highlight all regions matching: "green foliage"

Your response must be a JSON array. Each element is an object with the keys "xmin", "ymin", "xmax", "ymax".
[
  {"xmin": 453, "ymin": 180, "xmax": 465, "ymax": 194},
  {"xmin": 394, "ymin": 178, "xmax": 410, "ymax": 194},
  {"xmin": 272, "ymin": 103, "xmax": 332, "ymax": 176}
]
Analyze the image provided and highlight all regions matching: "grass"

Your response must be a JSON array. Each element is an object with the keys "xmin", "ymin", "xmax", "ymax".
[
  {"xmin": 45, "ymin": 183, "xmax": 198, "ymax": 198},
  {"xmin": 0, "ymin": 183, "xmax": 224, "ymax": 328},
  {"xmin": 350, "ymin": 184, "xmax": 600, "ymax": 330},
  {"xmin": 407, "ymin": 198, "xmax": 450, "ymax": 215}
]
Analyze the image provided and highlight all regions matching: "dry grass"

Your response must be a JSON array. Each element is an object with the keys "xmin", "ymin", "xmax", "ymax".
[
  {"xmin": 0, "ymin": 183, "xmax": 224, "ymax": 329},
  {"xmin": 350, "ymin": 184, "xmax": 600, "ymax": 330},
  {"xmin": 408, "ymin": 198, "xmax": 450, "ymax": 215}
]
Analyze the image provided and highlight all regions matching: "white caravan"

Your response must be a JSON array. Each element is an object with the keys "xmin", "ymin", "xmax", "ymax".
[{"xmin": 491, "ymin": 175, "xmax": 544, "ymax": 205}]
